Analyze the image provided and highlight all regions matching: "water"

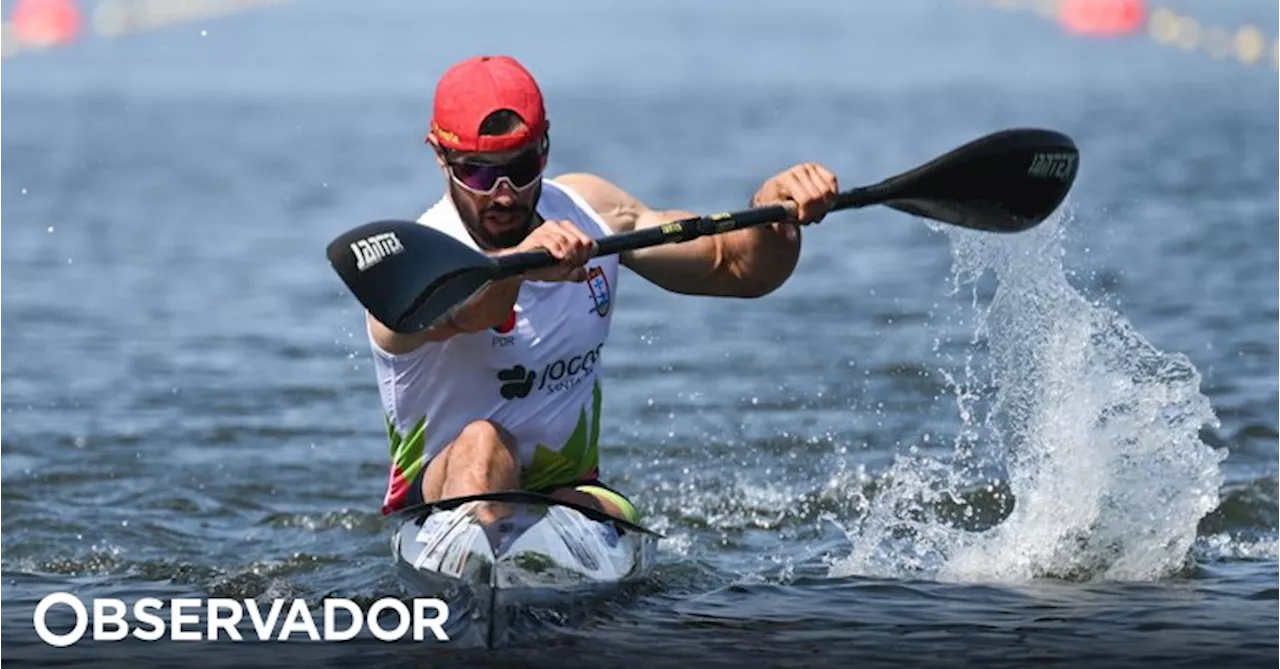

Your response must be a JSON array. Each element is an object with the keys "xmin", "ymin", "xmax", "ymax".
[{"xmin": 3, "ymin": 0, "xmax": 1277, "ymax": 666}]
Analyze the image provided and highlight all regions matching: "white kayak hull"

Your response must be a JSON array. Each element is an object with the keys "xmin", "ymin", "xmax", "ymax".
[{"xmin": 390, "ymin": 491, "xmax": 660, "ymax": 647}]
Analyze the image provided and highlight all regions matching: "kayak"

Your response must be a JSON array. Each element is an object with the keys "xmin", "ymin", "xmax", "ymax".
[{"xmin": 390, "ymin": 490, "xmax": 661, "ymax": 647}]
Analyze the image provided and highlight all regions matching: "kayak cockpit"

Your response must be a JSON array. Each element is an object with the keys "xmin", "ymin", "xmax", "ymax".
[{"xmin": 389, "ymin": 491, "xmax": 660, "ymax": 647}]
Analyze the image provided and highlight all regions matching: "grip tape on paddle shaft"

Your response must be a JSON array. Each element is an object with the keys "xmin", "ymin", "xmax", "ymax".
[{"xmin": 495, "ymin": 202, "xmax": 800, "ymax": 277}]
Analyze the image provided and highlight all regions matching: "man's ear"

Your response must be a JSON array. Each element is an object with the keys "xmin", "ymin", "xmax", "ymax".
[
  {"xmin": 425, "ymin": 134, "xmax": 448, "ymax": 168},
  {"xmin": 424, "ymin": 133, "xmax": 445, "ymax": 160}
]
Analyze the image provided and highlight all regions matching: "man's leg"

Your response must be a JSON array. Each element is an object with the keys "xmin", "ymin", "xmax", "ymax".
[
  {"xmin": 413, "ymin": 421, "xmax": 637, "ymax": 524},
  {"xmin": 420, "ymin": 420, "xmax": 520, "ymax": 502},
  {"xmin": 547, "ymin": 484, "xmax": 638, "ymax": 524}
]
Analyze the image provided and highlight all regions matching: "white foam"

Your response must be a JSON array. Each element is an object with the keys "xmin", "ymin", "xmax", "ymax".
[
  {"xmin": 830, "ymin": 210, "xmax": 1226, "ymax": 583},
  {"xmin": 1196, "ymin": 532, "xmax": 1279, "ymax": 561}
]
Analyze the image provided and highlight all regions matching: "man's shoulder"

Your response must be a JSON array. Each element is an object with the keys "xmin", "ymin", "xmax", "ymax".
[
  {"xmin": 415, "ymin": 194, "xmax": 453, "ymax": 225},
  {"xmin": 550, "ymin": 171, "xmax": 614, "ymax": 189},
  {"xmin": 547, "ymin": 173, "xmax": 639, "ymax": 233},
  {"xmin": 413, "ymin": 195, "xmax": 480, "ymax": 248},
  {"xmin": 548, "ymin": 172, "xmax": 621, "ymax": 206}
]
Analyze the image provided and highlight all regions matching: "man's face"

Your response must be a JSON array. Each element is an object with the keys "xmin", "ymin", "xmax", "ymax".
[{"xmin": 434, "ymin": 139, "xmax": 547, "ymax": 250}]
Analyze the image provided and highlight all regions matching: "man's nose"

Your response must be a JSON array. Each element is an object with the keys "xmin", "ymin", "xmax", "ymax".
[{"xmin": 490, "ymin": 179, "xmax": 518, "ymax": 203}]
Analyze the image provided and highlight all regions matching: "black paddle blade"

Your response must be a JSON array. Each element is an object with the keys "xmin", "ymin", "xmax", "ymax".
[
  {"xmin": 873, "ymin": 128, "xmax": 1079, "ymax": 233},
  {"xmin": 325, "ymin": 220, "xmax": 497, "ymax": 333}
]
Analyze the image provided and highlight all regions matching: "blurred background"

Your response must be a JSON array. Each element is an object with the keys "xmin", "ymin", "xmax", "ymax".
[{"xmin": 3, "ymin": 1, "xmax": 1277, "ymax": 667}]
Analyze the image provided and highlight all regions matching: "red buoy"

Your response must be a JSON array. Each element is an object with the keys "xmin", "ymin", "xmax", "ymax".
[
  {"xmin": 1059, "ymin": 0, "xmax": 1146, "ymax": 37},
  {"xmin": 11, "ymin": 0, "xmax": 82, "ymax": 48}
]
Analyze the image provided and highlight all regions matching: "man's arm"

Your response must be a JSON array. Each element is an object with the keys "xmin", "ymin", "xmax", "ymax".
[
  {"xmin": 368, "ymin": 276, "xmax": 524, "ymax": 355},
  {"xmin": 367, "ymin": 218, "xmax": 598, "ymax": 355},
  {"xmin": 552, "ymin": 167, "xmax": 835, "ymax": 298}
]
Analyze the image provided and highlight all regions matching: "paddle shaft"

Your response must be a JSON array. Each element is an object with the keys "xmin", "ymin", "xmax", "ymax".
[
  {"xmin": 493, "ymin": 188, "xmax": 882, "ymax": 278},
  {"xmin": 325, "ymin": 127, "xmax": 1077, "ymax": 334}
]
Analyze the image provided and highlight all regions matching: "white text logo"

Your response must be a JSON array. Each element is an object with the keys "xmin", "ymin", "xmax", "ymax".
[
  {"xmin": 32, "ymin": 593, "xmax": 450, "ymax": 646},
  {"xmin": 1026, "ymin": 152, "xmax": 1077, "ymax": 181},
  {"xmin": 350, "ymin": 232, "xmax": 405, "ymax": 271}
]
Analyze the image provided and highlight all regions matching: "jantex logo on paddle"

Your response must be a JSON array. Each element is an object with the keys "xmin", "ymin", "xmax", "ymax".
[
  {"xmin": 498, "ymin": 344, "xmax": 603, "ymax": 399},
  {"xmin": 350, "ymin": 231, "xmax": 405, "ymax": 272},
  {"xmin": 1026, "ymin": 152, "xmax": 1077, "ymax": 182}
]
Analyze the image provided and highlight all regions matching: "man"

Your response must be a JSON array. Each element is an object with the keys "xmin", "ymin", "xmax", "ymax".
[{"xmin": 368, "ymin": 55, "xmax": 839, "ymax": 524}]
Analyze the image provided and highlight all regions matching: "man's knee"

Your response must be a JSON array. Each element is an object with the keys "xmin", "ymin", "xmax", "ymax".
[
  {"xmin": 453, "ymin": 420, "xmax": 518, "ymax": 462},
  {"xmin": 428, "ymin": 420, "xmax": 521, "ymax": 500},
  {"xmin": 455, "ymin": 422, "xmax": 514, "ymax": 452}
]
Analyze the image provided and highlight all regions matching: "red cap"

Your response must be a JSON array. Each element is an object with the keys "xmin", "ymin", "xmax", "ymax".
[{"xmin": 429, "ymin": 55, "xmax": 548, "ymax": 153}]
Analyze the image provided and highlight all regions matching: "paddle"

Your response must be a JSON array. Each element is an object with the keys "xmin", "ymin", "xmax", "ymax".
[{"xmin": 327, "ymin": 127, "xmax": 1079, "ymax": 334}]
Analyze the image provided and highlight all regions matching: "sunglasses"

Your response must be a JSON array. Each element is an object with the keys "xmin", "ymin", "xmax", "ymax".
[{"xmin": 443, "ymin": 139, "xmax": 548, "ymax": 195}]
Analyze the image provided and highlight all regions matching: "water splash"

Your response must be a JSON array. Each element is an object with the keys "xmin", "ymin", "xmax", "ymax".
[{"xmin": 830, "ymin": 210, "xmax": 1226, "ymax": 582}]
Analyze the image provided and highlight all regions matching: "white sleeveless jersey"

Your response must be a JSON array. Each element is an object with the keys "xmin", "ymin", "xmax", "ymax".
[{"xmin": 368, "ymin": 180, "xmax": 619, "ymax": 514}]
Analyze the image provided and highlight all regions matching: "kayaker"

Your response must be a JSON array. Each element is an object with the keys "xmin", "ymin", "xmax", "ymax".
[{"xmin": 368, "ymin": 55, "xmax": 838, "ymax": 523}]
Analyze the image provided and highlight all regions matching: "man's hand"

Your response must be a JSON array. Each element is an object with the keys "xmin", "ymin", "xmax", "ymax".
[
  {"xmin": 499, "ymin": 219, "xmax": 595, "ymax": 282},
  {"xmin": 751, "ymin": 162, "xmax": 840, "ymax": 241}
]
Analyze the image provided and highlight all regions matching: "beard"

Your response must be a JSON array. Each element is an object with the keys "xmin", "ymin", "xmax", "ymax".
[{"xmin": 452, "ymin": 182, "xmax": 541, "ymax": 250}]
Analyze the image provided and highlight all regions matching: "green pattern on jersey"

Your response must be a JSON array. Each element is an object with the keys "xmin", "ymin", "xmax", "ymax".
[
  {"xmin": 383, "ymin": 382, "xmax": 603, "ymax": 492},
  {"xmin": 522, "ymin": 381, "xmax": 603, "ymax": 491},
  {"xmin": 388, "ymin": 415, "xmax": 427, "ymax": 483}
]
